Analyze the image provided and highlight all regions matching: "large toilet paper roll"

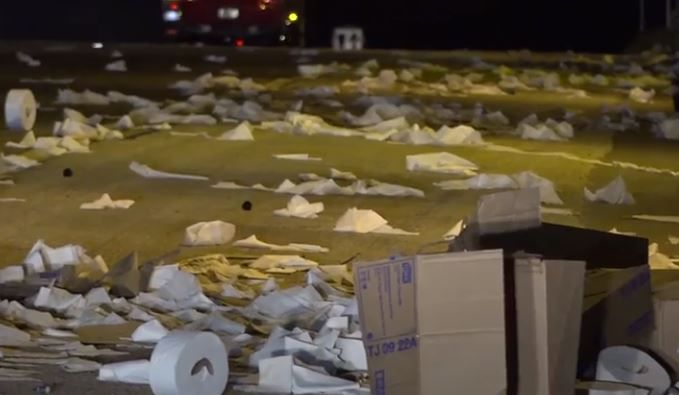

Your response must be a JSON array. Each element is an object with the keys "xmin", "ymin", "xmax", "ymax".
[
  {"xmin": 5, "ymin": 90, "xmax": 37, "ymax": 132},
  {"xmin": 149, "ymin": 331, "xmax": 229, "ymax": 395},
  {"xmin": 596, "ymin": 346, "xmax": 672, "ymax": 395}
]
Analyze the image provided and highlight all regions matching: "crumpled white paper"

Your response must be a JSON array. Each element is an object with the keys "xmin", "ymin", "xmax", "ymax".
[
  {"xmin": 183, "ymin": 221, "xmax": 236, "ymax": 246},
  {"xmin": 258, "ymin": 355, "xmax": 360, "ymax": 394},
  {"xmin": 274, "ymin": 153, "xmax": 322, "ymax": 161},
  {"xmin": 105, "ymin": 60, "xmax": 127, "ymax": 72},
  {"xmin": 250, "ymin": 255, "xmax": 319, "ymax": 272},
  {"xmin": 436, "ymin": 125, "xmax": 485, "ymax": 145},
  {"xmin": 585, "ymin": 176, "xmax": 635, "ymax": 205},
  {"xmin": 98, "ymin": 360, "xmax": 149, "ymax": 384},
  {"xmin": 274, "ymin": 195, "xmax": 324, "ymax": 219},
  {"xmin": 334, "ymin": 208, "xmax": 419, "ymax": 235},
  {"xmin": 629, "ymin": 87, "xmax": 655, "ymax": 103},
  {"xmin": 406, "ymin": 152, "xmax": 478, "ymax": 175},
  {"xmin": 233, "ymin": 235, "xmax": 329, "ymax": 253},
  {"xmin": 131, "ymin": 319, "xmax": 169, "ymax": 343},
  {"xmin": 219, "ymin": 121, "xmax": 254, "ymax": 141},
  {"xmin": 129, "ymin": 161, "xmax": 209, "ymax": 181},
  {"xmin": 80, "ymin": 194, "xmax": 135, "ymax": 210}
]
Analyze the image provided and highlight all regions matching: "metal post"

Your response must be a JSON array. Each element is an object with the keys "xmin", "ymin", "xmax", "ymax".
[{"xmin": 640, "ymin": 0, "xmax": 646, "ymax": 32}]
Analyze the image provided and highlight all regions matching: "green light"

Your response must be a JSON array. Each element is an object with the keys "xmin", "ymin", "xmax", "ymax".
[{"xmin": 288, "ymin": 12, "xmax": 299, "ymax": 22}]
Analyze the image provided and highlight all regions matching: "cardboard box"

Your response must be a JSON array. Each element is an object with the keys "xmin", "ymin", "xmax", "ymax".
[
  {"xmin": 579, "ymin": 265, "xmax": 653, "ymax": 377},
  {"xmin": 514, "ymin": 257, "xmax": 586, "ymax": 395},
  {"xmin": 650, "ymin": 278, "xmax": 679, "ymax": 364},
  {"xmin": 354, "ymin": 250, "xmax": 509, "ymax": 395}
]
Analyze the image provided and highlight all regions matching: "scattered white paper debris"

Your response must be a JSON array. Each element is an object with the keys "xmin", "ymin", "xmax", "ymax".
[
  {"xmin": 115, "ymin": 115, "xmax": 134, "ymax": 130},
  {"xmin": 585, "ymin": 176, "xmax": 635, "ymax": 205},
  {"xmin": 334, "ymin": 208, "xmax": 418, "ymax": 235},
  {"xmin": 442, "ymin": 220, "xmax": 464, "ymax": 240},
  {"xmin": 234, "ymin": 235, "xmax": 329, "ymax": 253},
  {"xmin": 0, "ymin": 266, "xmax": 24, "ymax": 284},
  {"xmin": 0, "ymin": 322, "xmax": 31, "ymax": 346},
  {"xmin": 258, "ymin": 355, "xmax": 360, "ymax": 394},
  {"xmin": 2, "ymin": 154, "xmax": 40, "ymax": 169},
  {"xmin": 219, "ymin": 121, "xmax": 254, "ymax": 141},
  {"xmin": 16, "ymin": 52, "xmax": 40, "ymax": 67},
  {"xmin": 205, "ymin": 54, "xmax": 227, "ymax": 64},
  {"xmin": 250, "ymin": 255, "xmax": 319, "ymax": 271},
  {"xmin": 174, "ymin": 64, "xmax": 192, "ymax": 72},
  {"xmin": 274, "ymin": 154, "xmax": 322, "ymax": 161},
  {"xmin": 435, "ymin": 173, "xmax": 518, "ymax": 191},
  {"xmin": 329, "ymin": 168, "xmax": 357, "ymax": 181},
  {"xmin": 98, "ymin": 360, "xmax": 150, "ymax": 384},
  {"xmin": 183, "ymin": 221, "xmax": 236, "ymax": 246},
  {"xmin": 632, "ymin": 215, "xmax": 679, "ymax": 224},
  {"xmin": 629, "ymin": 87, "xmax": 655, "ymax": 103},
  {"xmin": 129, "ymin": 161, "xmax": 208, "ymax": 181},
  {"xmin": 513, "ymin": 171, "xmax": 564, "ymax": 205},
  {"xmin": 274, "ymin": 195, "xmax": 324, "ymax": 219},
  {"xmin": 56, "ymin": 89, "xmax": 110, "ymax": 105},
  {"xmin": 105, "ymin": 60, "xmax": 127, "ymax": 72},
  {"xmin": 131, "ymin": 320, "xmax": 169, "ymax": 343},
  {"xmin": 436, "ymin": 125, "xmax": 485, "ymax": 145},
  {"xmin": 80, "ymin": 194, "xmax": 135, "ymax": 210},
  {"xmin": 406, "ymin": 152, "xmax": 478, "ymax": 175},
  {"xmin": 0, "ymin": 198, "xmax": 26, "ymax": 203},
  {"xmin": 5, "ymin": 131, "xmax": 37, "ymax": 149}
]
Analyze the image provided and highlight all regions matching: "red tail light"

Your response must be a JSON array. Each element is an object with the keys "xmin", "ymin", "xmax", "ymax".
[{"xmin": 169, "ymin": 2, "xmax": 180, "ymax": 11}]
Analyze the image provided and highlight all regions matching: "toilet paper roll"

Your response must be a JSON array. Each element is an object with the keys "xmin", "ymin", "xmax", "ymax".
[
  {"xmin": 149, "ymin": 331, "xmax": 229, "ymax": 395},
  {"xmin": 596, "ymin": 346, "xmax": 671, "ymax": 395},
  {"xmin": 5, "ymin": 90, "xmax": 37, "ymax": 132}
]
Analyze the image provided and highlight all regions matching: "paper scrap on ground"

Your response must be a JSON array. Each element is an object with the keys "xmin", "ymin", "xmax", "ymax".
[
  {"xmin": 334, "ymin": 207, "xmax": 419, "ymax": 235},
  {"xmin": 2, "ymin": 154, "xmax": 40, "ymax": 169},
  {"xmin": 258, "ymin": 355, "xmax": 360, "ymax": 394},
  {"xmin": 250, "ymin": 255, "xmax": 319, "ymax": 272},
  {"xmin": 632, "ymin": 215, "xmax": 679, "ymax": 224},
  {"xmin": 0, "ymin": 198, "xmax": 26, "ymax": 203},
  {"xmin": 174, "ymin": 64, "xmax": 191, "ymax": 72},
  {"xmin": 98, "ymin": 360, "xmax": 149, "ymax": 384},
  {"xmin": 129, "ymin": 161, "xmax": 209, "ymax": 181},
  {"xmin": 16, "ymin": 52, "xmax": 40, "ymax": 67},
  {"xmin": 234, "ymin": 235, "xmax": 329, "ymax": 253},
  {"xmin": 80, "ymin": 194, "xmax": 134, "ymax": 210},
  {"xmin": 585, "ymin": 176, "xmax": 635, "ymax": 205},
  {"xmin": 443, "ymin": 220, "xmax": 464, "ymax": 240},
  {"xmin": 105, "ymin": 60, "xmax": 127, "ymax": 72},
  {"xmin": 406, "ymin": 152, "xmax": 478, "ymax": 175},
  {"xmin": 6, "ymin": 131, "xmax": 37, "ymax": 149},
  {"xmin": 274, "ymin": 154, "xmax": 322, "ymax": 161},
  {"xmin": 219, "ymin": 121, "xmax": 254, "ymax": 141},
  {"xmin": 274, "ymin": 195, "xmax": 324, "ymax": 219},
  {"xmin": 629, "ymin": 87, "xmax": 655, "ymax": 103},
  {"xmin": 183, "ymin": 221, "xmax": 236, "ymax": 246},
  {"xmin": 435, "ymin": 173, "xmax": 518, "ymax": 191},
  {"xmin": 130, "ymin": 320, "xmax": 168, "ymax": 343}
]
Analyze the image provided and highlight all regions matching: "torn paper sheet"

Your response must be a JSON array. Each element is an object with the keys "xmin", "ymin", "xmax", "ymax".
[
  {"xmin": 219, "ymin": 121, "xmax": 254, "ymax": 141},
  {"xmin": 0, "ymin": 322, "xmax": 31, "ymax": 346},
  {"xmin": 130, "ymin": 320, "xmax": 168, "ymax": 343},
  {"xmin": 0, "ymin": 265, "xmax": 24, "ymax": 283},
  {"xmin": 16, "ymin": 52, "xmax": 40, "ymax": 67},
  {"xmin": 274, "ymin": 154, "xmax": 322, "ymax": 161},
  {"xmin": 541, "ymin": 207, "xmax": 575, "ymax": 216},
  {"xmin": 2, "ymin": 154, "xmax": 40, "ymax": 170},
  {"xmin": 233, "ymin": 235, "xmax": 329, "ymax": 253},
  {"xmin": 334, "ymin": 208, "xmax": 419, "ymax": 235},
  {"xmin": 258, "ymin": 355, "xmax": 360, "ymax": 394},
  {"xmin": 435, "ymin": 174, "xmax": 518, "ymax": 191},
  {"xmin": 629, "ymin": 87, "xmax": 655, "ymax": 103},
  {"xmin": 443, "ymin": 220, "xmax": 464, "ymax": 240},
  {"xmin": 330, "ymin": 168, "xmax": 357, "ymax": 181},
  {"xmin": 56, "ymin": 89, "xmax": 110, "ymax": 105},
  {"xmin": 436, "ymin": 125, "xmax": 485, "ymax": 145},
  {"xmin": 98, "ymin": 360, "xmax": 150, "ymax": 384},
  {"xmin": 632, "ymin": 215, "xmax": 679, "ymax": 224},
  {"xmin": 105, "ymin": 60, "xmax": 127, "ymax": 72},
  {"xmin": 406, "ymin": 152, "xmax": 478, "ymax": 175},
  {"xmin": 5, "ymin": 131, "xmax": 36, "ymax": 149},
  {"xmin": 174, "ymin": 64, "xmax": 191, "ymax": 72},
  {"xmin": 513, "ymin": 171, "xmax": 564, "ymax": 205},
  {"xmin": 205, "ymin": 54, "xmax": 227, "ymax": 63},
  {"xmin": 585, "ymin": 176, "xmax": 635, "ymax": 205},
  {"xmin": 250, "ymin": 255, "xmax": 319, "ymax": 271},
  {"xmin": 0, "ymin": 198, "xmax": 26, "ymax": 203},
  {"xmin": 115, "ymin": 115, "xmax": 134, "ymax": 130},
  {"xmin": 129, "ymin": 161, "xmax": 208, "ymax": 181},
  {"xmin": 183, "ymin": 221, "xmax": 236, "ymax": 246},
  {"xmin": 273, "ymin": 195, "xmax": 324, "ymax": 219},
  {"xmin": 80, "ymin": 194, "xmax": 135, "ymax": 210},
  {"xmin": 63, "ymin": 357, "xmax": 102, "ymax": 373}
]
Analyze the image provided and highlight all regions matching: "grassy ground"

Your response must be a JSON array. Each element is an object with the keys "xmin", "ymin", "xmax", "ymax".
[{"xmin": 0, "ymin": 41, "xmax": 678, "ymax": 394}]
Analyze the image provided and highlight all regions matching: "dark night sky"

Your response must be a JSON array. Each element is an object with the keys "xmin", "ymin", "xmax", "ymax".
[{"xmin": 0, "ymin": 0, "xmax": 668, "ymax": 52}]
